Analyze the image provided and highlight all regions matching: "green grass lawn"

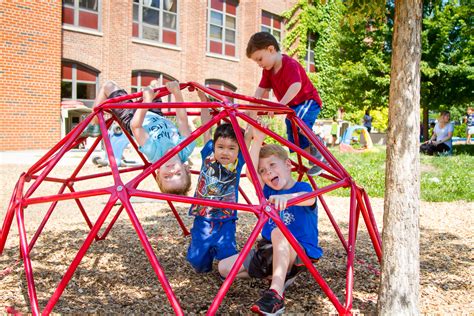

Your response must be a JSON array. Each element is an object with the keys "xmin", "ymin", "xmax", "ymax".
[{"xmin": 313, "ymin": 144, "xmax": 474, "ymax": 202}]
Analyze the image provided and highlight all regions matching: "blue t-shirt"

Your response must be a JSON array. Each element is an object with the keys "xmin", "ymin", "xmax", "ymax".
[
  {"xmin": 189, "ymin": 140, "xmax": 245, "ymax": 221},
  {"xmin": 262, "ymin": 182, "xmax": 323, "ymax": 259},
  {"xmin": 139, "ymin": 112, "xmax": 195, "ymax": 163}
]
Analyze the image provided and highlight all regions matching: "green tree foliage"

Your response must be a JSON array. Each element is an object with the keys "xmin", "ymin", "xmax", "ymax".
[
  {"xmin": 282, "ymin": 0, "xmax": 391, "ymax": 130},
  {"xmin": 282, "ymin": 0, "xmax": 472, "ymax": 132},
  {"xmin": 282, "ymin": 0, "xmax": 345, "ymax": 118},
  {"xmin": 421, "ymin": 1, "xmax": 474, "ymax": 119}
]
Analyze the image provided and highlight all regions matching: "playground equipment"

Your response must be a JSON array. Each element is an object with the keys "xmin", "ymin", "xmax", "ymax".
[
  {"xmin": 339, "ymin": 125, "xmax": 374, "ymax": 153},
  {"xmin": 0, "ymin": 82, "xmax": 382, "ymax": 315}
]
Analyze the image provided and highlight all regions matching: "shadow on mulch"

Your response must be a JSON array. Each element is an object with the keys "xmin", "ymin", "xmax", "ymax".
[{"xmin": 2, "ymin": 208, "xmax": 469, "ymax": 314}]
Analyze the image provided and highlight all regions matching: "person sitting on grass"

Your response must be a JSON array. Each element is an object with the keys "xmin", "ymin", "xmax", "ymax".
[
  {"xmin": 218, "ymin": 127, "xmax": 323, "ymax": 315},
  {"xmin": 186, "ymin": 95, "xmax": 253, "ymax": 273},
  {"xmin": 420, "ymin": 111, "xmax": 453, "ymax": 156},
  {"xmin": 83, "ymin": 80, "xmax": 195, "ymax": 194}
]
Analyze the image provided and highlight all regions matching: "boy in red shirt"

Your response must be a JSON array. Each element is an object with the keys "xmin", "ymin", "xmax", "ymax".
[{"xmin": 246, "ymin": 31, "xmax": 325, "ymax": 176}]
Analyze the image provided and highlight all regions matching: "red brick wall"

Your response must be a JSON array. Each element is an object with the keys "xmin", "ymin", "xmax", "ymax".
[
  {"xmin": 1, "ymin": 0, "xmax": 297, "ymax": 150},
  {"xmin": 0, "ymin": 2, "xmax": 62, "ymax": 150}
]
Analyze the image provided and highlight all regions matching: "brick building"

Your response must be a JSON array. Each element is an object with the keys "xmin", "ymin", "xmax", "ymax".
[{"xmin": 0, "ymin": 0, "xmax": 309, "ymax": 150}]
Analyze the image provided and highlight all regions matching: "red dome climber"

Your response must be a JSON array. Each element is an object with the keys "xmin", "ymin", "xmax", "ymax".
[{"xmin": 0, "ymin": 82, "xmax": 381, "ymax": 315}]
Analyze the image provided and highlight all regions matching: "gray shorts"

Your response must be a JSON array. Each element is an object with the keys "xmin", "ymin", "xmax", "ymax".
[{"xmin": 243, "ymin": 238, "xmax": 318, "ymax": 278}]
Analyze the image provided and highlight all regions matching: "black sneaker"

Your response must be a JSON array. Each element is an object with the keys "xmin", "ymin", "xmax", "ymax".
[
  {"xmin": 284, "ymin": 265, "xmax": 305, "ymax": 290},
  {"xmin": 250, "ymin": 289, "xmax": 285, "ymax": 315}
]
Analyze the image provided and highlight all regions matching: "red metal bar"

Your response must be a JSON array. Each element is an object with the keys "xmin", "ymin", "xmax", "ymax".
[
  {"xmin": 229, "ymin": 112, "xmax": 265, "ymax": 204},
  {"xmin": 0, "ymin": 177, "xmax": 20, "ymax": 254},
  {"xmin": 294, "ymin": 115, "xmax": 351, "ymax": 179},
  {"xmin": 356, "ymin": 189, "xmax": 382, "ymax": 262},
  {"xmin": 344, "ymin": 184, "xmax": 358, "ymax": 310},
  {"xmin": 96, "ymin": 205, "xmax": 124, "ymax": 240},
  {"xmin": 267, "ymin": 204, "xmax": 348, "ymax": 315},
  {"xmin": 43, "ymin": 196, "xmax": 118, "ymax": 313},
  {"xmin": 238, "ymin": 113, "xmax": 344, "ymax": 179},
  {"xmin": 1, "ymin": 82, "xmax": 381, "ymax": 314},
  {"xmin": 167, "ymin": 201, "xmax": 190, "ymax": 236},
  {"xmin": 66, "ymin": 184, "xmax": 94, "ymax": 230},
  {"xmin": 119, "ymin": 189, "xmax": 184, "ymax": 315},
  {"xmin": 132, "ymin": 188, "xmax": 256, "ymax": 214},
  {"xmin": 27, "ymin": 184, "xmax": 67, "ymax": 253},
  {"xmin": 308, "ymin": 174, "xmax": 349, "ymax": 251},
  {"xmin": 24, "ymin": 187, "xmax": 111, "ymax": 206},
  {"xmin": 208, "ymin": 214, "xmax": 267, "ymax": 315},
  {"xmin": 15, "ymin": 176, "xmax": 40, "ymax": 315}
]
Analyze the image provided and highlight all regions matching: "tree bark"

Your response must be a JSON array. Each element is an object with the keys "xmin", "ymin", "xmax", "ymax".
[{"xmin": 377, "ymin": 0, "xmax": 422, "ymax": 315}]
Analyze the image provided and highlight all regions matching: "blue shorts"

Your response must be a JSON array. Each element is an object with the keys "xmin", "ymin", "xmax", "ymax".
[
  {"xmin": 285, "ymin": 99, "xmax": 321, "ymax": 150},
  {"xmin": 186, "ymin": 217, "xmax": 238, "ymax": 273}
]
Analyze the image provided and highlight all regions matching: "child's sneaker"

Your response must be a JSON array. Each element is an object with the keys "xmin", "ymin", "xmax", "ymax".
[
  {"xmin": 284, "ymin": 265, "xmax": 305, "ymax": 290},
  {"xmin": 81, "ymin": 124, "xmax": 101, "ymax": 137},
  {"xmin": 307, "ymin": 145, "xmax": 325, "ymax": 176},
  {"xmin": 250, "ymin": 289, "xmax": 285, "ymax": 315}
]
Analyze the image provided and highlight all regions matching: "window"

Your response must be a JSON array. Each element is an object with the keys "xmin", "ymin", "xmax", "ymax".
[
  {"xmin": 133, "ymin": 0, "xmax": 178, "ymax": 45},
  {"xmin": 304, "ymin": 33, "xmax": 316, "ymax": 73},
  {"xmin": 205, "ymin": 79, "xmax": 237, "ymax": 102},
  {"xmin": 61, "ymin": 62, "xmax": 99, "ymax": 107},
  {"xmin": 207, "ymin": 0, "xmax": 238, "ymax": 57},
  {"xmin": 131, "ymin": 70, "xmax": 176, "ymax": 103},
  {"xmin": 62, "ymin": 0, "xmax": 100, "ymax": 31},
  {"xmin": 261, "ymin": 11, "xmax": 283, "ymax": 47}
]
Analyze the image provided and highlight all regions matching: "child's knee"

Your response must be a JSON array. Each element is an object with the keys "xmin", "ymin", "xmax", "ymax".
[{"xmin": 217, "ymin": 260, "xmax": 230, "ymax": 277}]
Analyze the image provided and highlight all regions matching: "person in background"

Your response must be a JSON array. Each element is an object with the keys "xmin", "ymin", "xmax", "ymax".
[
  {"xmin": 420, "ymin": 111, "xmax": 453, "ymax": 155},
  {"xmin": 363, "ymin": 110, "xmax": 373, "ymax": 133},
  {"xmin": 465, "ymin": 106, "xmax": 473, "ymax": 144}
]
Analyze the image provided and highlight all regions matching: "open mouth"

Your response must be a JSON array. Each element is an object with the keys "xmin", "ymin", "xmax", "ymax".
[{"xmin": 271, "ymin": 176, "xmax": 279, "ymax": 187}]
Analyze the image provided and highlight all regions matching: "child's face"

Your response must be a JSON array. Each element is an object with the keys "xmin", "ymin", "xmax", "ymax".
[
  {"xmin": 214, "ymin": 137, "xmax": 239, "ymax": 166},
  {"xmin": 250, "ymin": 46, "xmax": 278, "ymax": 71},
  {"xmin": 157, "ymin": 155, "xmax": 189, "ymax": 191},
  {"xmin": 258, "ymin": 155, "xmax": 294, "ymax": 191}
]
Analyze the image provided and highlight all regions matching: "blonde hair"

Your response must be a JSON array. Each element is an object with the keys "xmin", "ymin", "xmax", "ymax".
[
  {"xmin": 155, "ymin": 170, "xmax": 192, "ymax": 195},
  {"xmin": 259, "ymin": 144, "xmax": 288, "ymax": 161}
]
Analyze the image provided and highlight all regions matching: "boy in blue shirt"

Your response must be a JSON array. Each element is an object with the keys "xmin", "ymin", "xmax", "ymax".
[
  {"xmin": 218, "ymin": 127, "xmax": 323, "ymax": 315},
  {"xmin": 186, "ymin": 103, "xmax": 252, "ymax": 273},
  {"xmin": 85, "ymin": 80, "xmax": 195, "ymax": 195}
]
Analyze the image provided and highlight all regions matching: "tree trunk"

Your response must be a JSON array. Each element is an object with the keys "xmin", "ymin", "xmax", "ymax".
[{"xmin": 377, "ymin": 0, "xmax": 421, "ymax": 315}]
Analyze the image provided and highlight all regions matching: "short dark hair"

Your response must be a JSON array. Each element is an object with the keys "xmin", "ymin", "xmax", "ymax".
[
  {"xmin": 213, "ymin": 123, "xmax": 244, "ymax": 144},
  {"xmin": 246, "ymin": 32, "xmax": 280, "ymax": 58}
]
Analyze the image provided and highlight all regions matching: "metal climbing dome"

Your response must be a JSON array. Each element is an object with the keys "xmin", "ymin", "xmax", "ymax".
[{"xmin": 0, "ymin": 82, "xmax": 382, "ymax": 315}]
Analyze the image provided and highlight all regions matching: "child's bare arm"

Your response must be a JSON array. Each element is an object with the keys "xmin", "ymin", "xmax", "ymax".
[
  {"xmin": 167, "ymin": 81, "xmax": 192, "ymax": 138},
  {"xmin": 243, "ymin": 111, "xmax": 259, "ymax": 149},
  {"xmin": 198, "ymin": 91, "xmax": 212, "ymax": 143},
  {"xmin": 130, "ymin": 87, "xmax": 154, "ymax": 146},
  {"xmin": 246, "ymin": 125, "xmax": 265, "ymax": 188},
  {"xmin": 278, "ymin": 82, "xmax": 301, "ymax": 106},
  {"xmin": 268, "ymin": 192, "xmax": 316, "ymax": 211},
  {"xmin": 254, "ymin": 87, "xmax": 270, "ymax": 99}
]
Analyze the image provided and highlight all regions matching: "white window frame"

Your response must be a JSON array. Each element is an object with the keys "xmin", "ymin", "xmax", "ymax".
[
  {"xmin": 206, "ymin": 0, "xmax": 238, "ymax": 57},
  {"xmin": 260, "ymin": 11, "xmax": 283, "ymax": 49},
  {"xmin": 131, "ymin": 71, "xmax": 176, "ymax": 102},
  {"xmin": 305, "ymin": 34, "xmax": 316, "ymax": 73},
  {"xmin": 133, "ymin": 0, "xmax": 179, "ymax": 45},
  {"xmin": 61, "ymin": 62, "xmax": 99, "ymax": 108},
  {"xmin": 62, "ymin": 0, "xmax": 101, "ymax": 31}
]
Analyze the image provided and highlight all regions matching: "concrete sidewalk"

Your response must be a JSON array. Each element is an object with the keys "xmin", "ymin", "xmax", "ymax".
[{"xmin": 0, "ymin": 149, "xmax": 99, "ymax": 166}]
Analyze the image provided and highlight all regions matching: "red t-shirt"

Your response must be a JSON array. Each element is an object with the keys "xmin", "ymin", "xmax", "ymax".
[{"xmin": 258, "ymin": 54, "xmax": 322, "ymax": 108}]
